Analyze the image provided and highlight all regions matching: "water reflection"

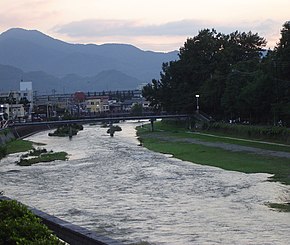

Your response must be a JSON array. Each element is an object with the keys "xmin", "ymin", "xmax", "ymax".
[{"xmin": 0, "ymin": 122, "xmax": 289, "ymax": 244}]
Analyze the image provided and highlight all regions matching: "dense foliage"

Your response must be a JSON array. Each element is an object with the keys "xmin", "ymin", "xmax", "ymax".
[
  {"xmin": 143, "ymin": 22, "xmax": 290, "ymax": 125},
  {"xmin": 48, "ymin": 124, "xmax": 84, "ymax": 137},
  {"xmin": 0, "ymin": 200, "xmax": 63, "ymax": 244},
  {"xmin": 0, "ymin": 145, "xmax": 7, "ymax": 159}
]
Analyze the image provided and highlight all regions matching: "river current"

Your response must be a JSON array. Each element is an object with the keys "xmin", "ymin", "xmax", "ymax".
[{"xmin": 0, "ymin": 122, "xmax": 289, "ymax": 244}]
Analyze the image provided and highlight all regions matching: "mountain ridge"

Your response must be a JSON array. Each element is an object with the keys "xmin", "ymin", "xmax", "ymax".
[
  {"xmin": 0, "ymin": 28, "xmax": 178, "ymax": 92},
  {"xmin": 0, "ymin": 64, "xmax": 141, "ymax": 94}
]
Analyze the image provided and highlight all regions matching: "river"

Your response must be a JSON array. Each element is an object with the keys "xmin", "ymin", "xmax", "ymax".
[{"xmin": 0, "ymin": 122, "xmax": 289, "ymax": 244}]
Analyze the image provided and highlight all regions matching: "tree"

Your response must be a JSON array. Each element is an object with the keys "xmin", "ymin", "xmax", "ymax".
[
  {"xmin": 274, "ymin": 21, "xmax": 290, "ymax": 80},
  {"xmin": 130, "ymin": 103, "xmax": 143, "ymax": 116},
  {"xmin": 143, "ymin": 28, "xmax": 266, "ymax": 119},
  {"xmin": 271, "ymin": 22, "xmax": 290, "ymax": 124},
  {"xmin": 142, "ymin": 79, "xmax": 162, "ymax": 111}
]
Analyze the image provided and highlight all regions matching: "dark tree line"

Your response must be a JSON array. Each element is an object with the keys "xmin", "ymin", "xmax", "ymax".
[{"xmin": 143, "ymin": 22, "xmax": 290, "ymax": 125}]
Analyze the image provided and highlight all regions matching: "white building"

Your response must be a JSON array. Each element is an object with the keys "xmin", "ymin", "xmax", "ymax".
[{"xmin": 20, "ymin": 81, "xmax": 33, "ymax": 118}]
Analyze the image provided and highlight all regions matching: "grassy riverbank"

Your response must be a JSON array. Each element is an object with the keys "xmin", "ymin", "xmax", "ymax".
[
  {"xmin": 137, "ymin": 121, "xmax": 290, "ymax": 185},
  {"xmin": 137, "ymin": 121, "xmax": 290, "ymax": 212},
  {"xmin": 6, "ymin": 139, "xmax": 34, "ymax": 154}
]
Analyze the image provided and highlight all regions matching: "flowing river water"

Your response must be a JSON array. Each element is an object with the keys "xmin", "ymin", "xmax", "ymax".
[{"xmin": 0, "ymin": 122, "xmax": 290, "ymax": 244}]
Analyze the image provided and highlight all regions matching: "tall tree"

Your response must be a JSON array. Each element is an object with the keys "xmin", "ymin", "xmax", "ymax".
[
  {"xmin": 143, "ymin": 28, "xmax": 266, "ymax": 119},
  {"xmin": 271, "ymin": 21, "xmax": 290, "ymax": 124}
]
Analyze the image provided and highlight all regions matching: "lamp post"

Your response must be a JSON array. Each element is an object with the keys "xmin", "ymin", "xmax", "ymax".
[{"xmin": 195, "ymin": 94, "xmax": 200, "ymax": 113}]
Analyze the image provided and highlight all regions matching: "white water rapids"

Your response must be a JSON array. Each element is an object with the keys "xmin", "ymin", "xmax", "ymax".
[{"xmin": 0, "ymin": 122, "xmax": 289, "ymax": 244}]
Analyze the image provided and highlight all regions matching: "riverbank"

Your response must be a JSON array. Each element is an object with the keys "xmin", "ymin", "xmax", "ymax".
[
  {"xmin": 0, "ymin": 128, "xmax": 68, "ymax": 165},
  {"xmin": 137, "ymin": 121, "xmax": 290, "ymax": 212},
  {"xmin": 1, "ymin": 123, "xmax": 290, "ymax": 243},
  {"xmin": 137, "ymin": 121, "xmax": 290, "ymax": 185}
]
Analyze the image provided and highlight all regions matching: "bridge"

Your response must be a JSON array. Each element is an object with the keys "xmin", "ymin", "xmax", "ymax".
[
  {"xmin": 7, "ymin": 112, "xmax": 212, "ymax": 138},
  {"xmin": 11, "ymin": 114, "xmax": 190, "ymax": 130},
  {"xmin": 6, "ymin": 114, "xmax": 196, "ymax": 138}
]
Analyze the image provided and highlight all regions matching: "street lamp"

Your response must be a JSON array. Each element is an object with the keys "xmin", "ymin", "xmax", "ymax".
[{"xmin": 195, "ymin": 94, "xmax": 200, "ymax": 113}]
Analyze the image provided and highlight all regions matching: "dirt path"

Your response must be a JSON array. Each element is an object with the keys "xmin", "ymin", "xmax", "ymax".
[{"xmin": 147, "ymin": 133, "xmax": 290, "ymax": 160}]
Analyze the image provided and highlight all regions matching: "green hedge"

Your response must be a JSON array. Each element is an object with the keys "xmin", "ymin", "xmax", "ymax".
[
  {"xmin": 0, "ymin": 200, "xmax": 63, "ymax": 244},
  {"xmin": 204, "ymin": 122, "xmax": 290, "ymax": 142}
]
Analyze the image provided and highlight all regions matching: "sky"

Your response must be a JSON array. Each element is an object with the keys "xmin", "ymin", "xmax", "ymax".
[{"xmin": 0, "ymin": 0, "xmax": 289, "ymax": 52}]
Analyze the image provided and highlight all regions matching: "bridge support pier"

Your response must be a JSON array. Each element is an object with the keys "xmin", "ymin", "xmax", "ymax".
[
  {"xmin": 69, "ymin": 125, "xmax": 73, "ymax": 139},
  {"xmin": 150, "ymin": 119, "xmax": 154, "ymax": 132}
]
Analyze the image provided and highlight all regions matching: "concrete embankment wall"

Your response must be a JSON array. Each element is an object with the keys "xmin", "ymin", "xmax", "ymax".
[
  {"xmin": 11, "ymin": 125, "xmax": 54, "ymax": 139},
  {"xmin": 0, "ymin": 196, "xmax": 124, "ymax": 245},
  {"xmin": 0, "ymin": 125, "xmax": 57, "ymax": 145},
  {"xmin": 0, "ymin": 129, "xmax": 15, "ymax": 145}
]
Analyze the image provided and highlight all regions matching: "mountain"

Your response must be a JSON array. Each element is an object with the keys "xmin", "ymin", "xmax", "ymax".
[
  {"xmin": 0, "ymin": 28, "xmax": 178, "ymax": 92},
  {"xmin": 0, "ymin": 64, "xmax": 142, "ymax": 93}
]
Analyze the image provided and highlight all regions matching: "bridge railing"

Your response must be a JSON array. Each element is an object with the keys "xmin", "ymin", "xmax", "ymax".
[{"xmin": 10, "ymin": 114, "xmax": 190, "ymax": 127}]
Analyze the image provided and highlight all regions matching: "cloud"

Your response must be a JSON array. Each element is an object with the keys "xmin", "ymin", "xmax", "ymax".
[
  {"xmin": 0, "ymin": 0, "xmax": 61, "ymax": 31},
  {"xmin": 54, "ymin": 18, "xmax": 283, "ymax": 42},
  {"xmin": 51, "ymin": 18, "xmax": 285, "ymax": 51},
  {"xmin": 53, "ymin": 19, "xmax": 207, "ymax": 37}
]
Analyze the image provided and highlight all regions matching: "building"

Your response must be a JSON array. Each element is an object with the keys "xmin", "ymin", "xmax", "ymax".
[
  {"xmin": 20, "ymin": 81, "xmax": 33, "ymax": 117},
  {"xmin": 86, "ymin": 96, "xmax": 109, "ymax": 114},
  {"xmin": 0, "ymin": 104, "xmax": 8, "ymax": 120},
  {"xmin": 9, "ymin": 104, "xmax": 25, "ymax": 120},
  {"xmin": 0, "ymin": 91, "xmax": 23, "ymax": 120}
]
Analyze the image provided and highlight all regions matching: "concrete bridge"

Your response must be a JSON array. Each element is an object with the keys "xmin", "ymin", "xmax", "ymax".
[
  {"xmin": 11, "ymin": 114, "xmax": 191, "ymax": 132},
  {"xmin": 8, "ymin": 113, "xmax": 213, "ymax": 138}
]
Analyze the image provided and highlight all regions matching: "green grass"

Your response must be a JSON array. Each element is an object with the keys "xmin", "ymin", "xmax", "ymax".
[
  {"xmin": 141, "ymin": 137, "xmax": 290, "ymax": 184},
  {"xmin": 6, "ymin": 140, "xmax": 34, "ymax": 154},
  {"xmin": 3, "ymin": 139, "xmax": 68, "ymax": 166},
  {"xmin": 143, "ymin": 121, "xmax": 290, "ymax": 153},
  {"xmin": 267, "ymin": 203, "xmax": 290, "ymax": 212},
  {"xmin": 17, "ymin": 152, "xmax": 68, "ymax": 166},
  {"xmin": 137, "ymin": 122, "xmax": 290, "ymax": 185},
  {"xmin": 139, "ymin": 123, "xmax": 290, "ymax": 212},
  {"xmin": 188, "ymin": 132, "xmax": 290, "ymax": 152}
]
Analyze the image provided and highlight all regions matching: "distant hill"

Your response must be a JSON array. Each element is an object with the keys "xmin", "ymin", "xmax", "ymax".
[
  {"xmin": 0, "ymin": 28, "xmax": 178, "ymax": 93},
  {"xmin": 0, "ymin": 64, "xmax": 142, "ymax": 93}
]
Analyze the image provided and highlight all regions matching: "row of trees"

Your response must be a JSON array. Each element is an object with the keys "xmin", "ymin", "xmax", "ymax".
[{"xmin": 142, "ymin": 22, "xmax": 290, "ymax": 125}]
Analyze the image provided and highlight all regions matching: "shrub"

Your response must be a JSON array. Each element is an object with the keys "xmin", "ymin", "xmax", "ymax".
[
  {"xmin": 48, "ymin": 124, "xmax": 83, "ymax": 137},
  {"xmin": 205, "ymin": 122, "xmax": 290, "ymax": 142},
  {"xmin": 0, "ymin": 200, "xmax": 63, "ymax": 244},
  {"xmin": 0, "ymin": 145, "xmax": 7, "ymax": 159}
]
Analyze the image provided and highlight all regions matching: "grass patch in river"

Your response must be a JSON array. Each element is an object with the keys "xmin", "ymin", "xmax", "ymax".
[
  {"xmin": 267, "ymin": 203, "xmax": 290, "ymax": 212},
  {"xmin": 17, "ymin": 147, "xmax": 68, "ymax": 166}
]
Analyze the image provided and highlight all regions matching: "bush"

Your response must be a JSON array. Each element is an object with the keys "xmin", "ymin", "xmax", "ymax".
[
  {"xmin": 205, "ymin": 122, "xmax": 290, "ymax": 142},
  {"xmin": 48, "ymin": 124, "xmax": 83, "ymax": 137},
  {"xmin": 0, "ymin": 200, "xmax": 63, "ymax": 244},
  {"xmin": 17, "ymin": 151, "xmax": 68, "ymax": 166},
  {"xmin": 107, "ymin": 125, "xmax": 122, "ymax": 136},
  {"xmin": 0, "ymin": 145, "xmax": 7, "ymax": 159}
]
